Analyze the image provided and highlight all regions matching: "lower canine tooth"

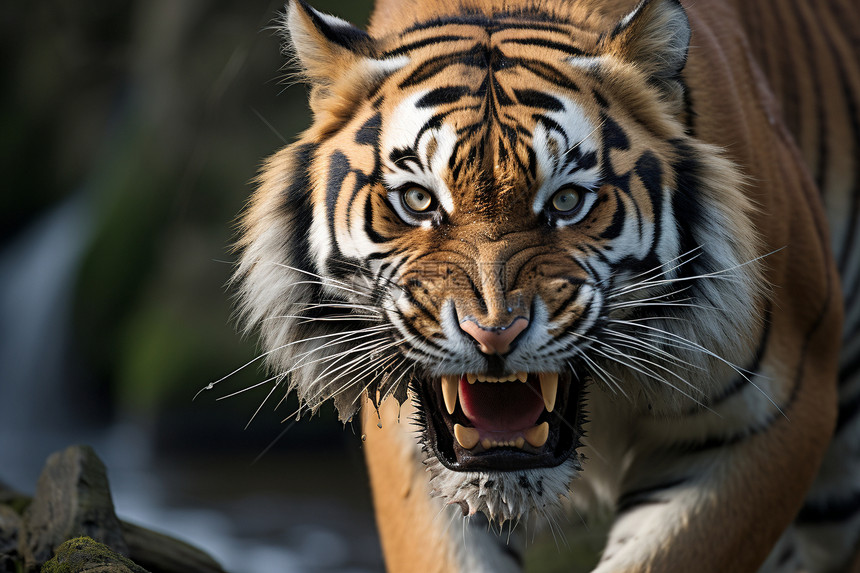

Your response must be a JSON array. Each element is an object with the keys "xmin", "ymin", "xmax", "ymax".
[
  {"xmin": 539, "ymin": 372, "xmax": 559, "ymax": 413},
  {"xmin": 441, "ymin": 375, "xmax": 458, "ymax": 415},
  {"xmin": 454, "ymin": 424, "xmax": 480, "ymax": 449},
  {"xmin": 524, "ymin": 422, "xmax": 550, "ymax": 448}
]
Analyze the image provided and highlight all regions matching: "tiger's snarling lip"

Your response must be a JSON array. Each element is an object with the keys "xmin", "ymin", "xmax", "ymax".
[{"xmin": 417, "ymin": 371, "xmax": 584, "ymax": 472}]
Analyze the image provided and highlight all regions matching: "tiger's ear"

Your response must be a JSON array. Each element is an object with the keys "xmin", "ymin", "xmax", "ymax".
[
  {"xmin": 603, "ymin": 0, "xmax": 691, "ymax": 93},
  {"xmin": 285, "ymin": 1, "xmax": 407, "ymax": 116},
  {"xmin": 285, "ymin": 0, "xmax": 374, "ymax": 84}
]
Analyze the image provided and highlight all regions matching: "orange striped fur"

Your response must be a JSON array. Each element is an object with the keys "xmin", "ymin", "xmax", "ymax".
[{"xmin": 235, "ymin": 0, "xmax": 860, "ymax": 570}]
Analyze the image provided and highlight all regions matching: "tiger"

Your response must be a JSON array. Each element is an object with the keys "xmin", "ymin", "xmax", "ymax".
[{"xmin": 233, "ymin": 0, "xmax": 860, "ymax": 571}]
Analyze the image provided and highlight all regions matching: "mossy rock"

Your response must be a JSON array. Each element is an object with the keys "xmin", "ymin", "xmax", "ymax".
[
  {"xmin": 20, "ymin": 445, "xmax": 127, "ymax": 568},
  {"xmin": 42, "ymin": 537, "xmax": 149, "ymax": 573}
]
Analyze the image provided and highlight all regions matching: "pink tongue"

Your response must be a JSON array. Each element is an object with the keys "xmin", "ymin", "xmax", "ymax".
[{"xmin": 458, "ymin": 377, "xmax": 545, "ymax": 432}]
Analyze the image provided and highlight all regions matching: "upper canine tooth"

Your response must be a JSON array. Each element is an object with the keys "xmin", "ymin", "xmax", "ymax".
[
  {"xmin": 539, "ymin": 372, "xmax": 559, "ymax": 413},
  {"xmin": 517, "ymin": 371, "xmax": 528, "ymax": 383},
  {"xmin": 442, "ymin": 375, "xmax": 458, "ymax": 415},
  {"xmin": 524, "ymin": 422, "xmax": 550, "ymax": 448},
  {"xmin": 454, "ymin": 424, "xmax": 480, "ymax": 449},
  {"xmin": 467, "ymin": 373, "xmax": 478, "ymax": 384}
]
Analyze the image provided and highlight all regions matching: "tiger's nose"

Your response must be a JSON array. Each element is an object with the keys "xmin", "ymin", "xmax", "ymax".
[{"xmin": 459, "ymin": 317, "xmax": 529, "ymax": 355}]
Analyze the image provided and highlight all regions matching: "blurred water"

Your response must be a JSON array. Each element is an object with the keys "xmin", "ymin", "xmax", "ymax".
[
  {"xmin": 0, "ymin": 196, "xmax": 380, "ymax": 573},
  {"xmin": 0, "ymin": 192, "xmax": 94, "ymax": 485}
]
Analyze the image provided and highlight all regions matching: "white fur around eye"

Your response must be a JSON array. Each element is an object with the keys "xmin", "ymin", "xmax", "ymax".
[{"xmin": 530, "ymin": 105, "xmax": 601, "ymax": 217}]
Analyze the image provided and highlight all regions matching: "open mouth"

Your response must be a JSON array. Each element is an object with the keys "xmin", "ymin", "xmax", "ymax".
[{"xmin": 416, "ymin": 371, "xmax": 585, "ymax": 472}]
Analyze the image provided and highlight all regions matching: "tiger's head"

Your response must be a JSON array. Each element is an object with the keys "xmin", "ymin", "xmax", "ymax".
[{"xmin": 236, "ymin": 0, "xmax": 765, "ymax": 523}]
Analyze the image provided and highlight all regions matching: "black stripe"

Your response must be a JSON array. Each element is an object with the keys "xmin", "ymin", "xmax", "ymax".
[
  {"xmin": 836, "ymin": 390, "xmax": 860, "ymax": 434},
  {"xmin": 599, "ymin": 189, "xmax": 626, "ymax": 240},
  {"xmin": 363, "ymin": 194, "xmax": 389, "ymax": 245},
  {"xmin": 634, "ymin": 150, "xmax": 664, "ymax": 248},
  {"xmin": 396, "ymin": 309, "xmax": 445, "ymax": 355},
  {"xmin": 776, "ymin": 544, "xmax": 795, "ymax": 567},
  {"xmin": 797, "ymin": 488, "xmax": 860, "ymax": 524},
  {"xmin": 548, "ymin": 279, "xmax": 589, "ymax": 322},
  {"xmin": 284, "ymin": 143, "xmax": 319, "ymax": 269},
  {"xmin": 381, "ymin": 35, "xmax": 467, "ymax": 58},
  {"xmin": 398, "ymin": 47, "xmax": 486, "ymax": 89},
  {"xmin": 593, "ymin": 89, "xmax": 609, "ymax": 109},
  {"xmin": 616, "ymin": 477, "xmax": 689, "ymax": 516},
  {"xmin": 500, "ymin": 37, "xmax": 590, "ymax": 58},
  {"xmin": 400, "ymin": 14, "xmax": 573, "ymax": 37},
  {"xmin": 416, "ymin": 86, "xmax": 472, "ymax": 108},
  {"xmin": 324, "ymin": 150, "xmax": 351, "ymax": 268},
  {"xmin": 841, "ymin": 353, "xmax": 860, "ymax": 387},
  {"xmin": 388, "ymin": 147, "xmax": 421, "ymax": 172},
  {"xmin": 355, "ymin": 113, "xmax": 382, "ymax": 146},
  {"xmin": 577, "ymin": 150, "xmax": 598, "ymax": 172},
  {"xmin": 514, "ymin": 88, "xmax": 564, "ymax": 112},
  {"xmin": 514, "ymin": 58, "xmax": 580, "ymax": 92},
  {"xmin": 401, "ymin": 281, "xmax": 442, "ymax": 326}
]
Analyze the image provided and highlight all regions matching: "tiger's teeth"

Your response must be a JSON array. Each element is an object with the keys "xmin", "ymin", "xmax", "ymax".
[
  {"xmin": 467, "ymin": 373, "xmax": 478, "ymax": 384},
  {"xmin": 481, "ymin": 438, "xmax": 492, "ymax": 450},
  {"xmin": 516, "ymin": 371, "xmax": 528, "ymax": 383},
  {"xmin": 515, "ymin": 437, "xmax": 525, "ymax": 449},
  {"xmin": 454, "ymin": 424, "xmax": 480, "ymax": 449},
  {"xmin": 539, "ymin": 372, "xmax": 559, "ymax": 413},
  {"xmin": 442, "ymin": 375, "xmax": 459, "ymax": 415},
  {"xmin": 524, "ymin": 422, "xmax": 550, "ymax": 448}
]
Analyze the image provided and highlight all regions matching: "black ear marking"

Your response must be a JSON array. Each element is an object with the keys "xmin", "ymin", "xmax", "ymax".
[{"xmin": 294, "ymin": 0, "xmax": 374, "ymax": 55}]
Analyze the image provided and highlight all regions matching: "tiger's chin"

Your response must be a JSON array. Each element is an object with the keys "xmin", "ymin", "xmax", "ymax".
[{"xmin": 412, "ymin": 370, "xmax": 587, "ymax": 522}]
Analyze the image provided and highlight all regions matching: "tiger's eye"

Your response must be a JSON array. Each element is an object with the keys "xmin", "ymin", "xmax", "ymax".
[
  {"xmin": 551, "ymin": 187, "xmax": 583, "ymax": 213},
  {"xmin": 403, "ymin": 186, "xmax": 434, "ymax": 212}
]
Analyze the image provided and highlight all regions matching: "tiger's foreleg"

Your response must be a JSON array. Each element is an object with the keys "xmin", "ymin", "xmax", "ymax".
[
  {"xmin": 362, "ymin": 397, "xmax": 523, "ymax": 573},
  {"xmin": 586, "ymin": 356, "xmax": 838, "ymax": 572}
]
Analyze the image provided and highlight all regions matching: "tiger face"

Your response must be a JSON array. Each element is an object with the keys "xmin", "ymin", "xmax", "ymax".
[{"xmin": 237, "ymin": 0, "xmax": 765, "ymax": 523}]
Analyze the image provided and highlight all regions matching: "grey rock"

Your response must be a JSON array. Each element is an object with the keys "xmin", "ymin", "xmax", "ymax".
[
  {"xmin": 0, "ymin": 504, "xmax": 21, "ymax": 572},
  {"xmin": 19, "ymin": 445, "xmax": 128, "ymax": 569},
  {"xmin": 121, "ymin": 521, "xmax": 228, "ymax": 573},
  {"xmin": 0, "ymin": 504, "xmax": 21, "ymax": 554}
]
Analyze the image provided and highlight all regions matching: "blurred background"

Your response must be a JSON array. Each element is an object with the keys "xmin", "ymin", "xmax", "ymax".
[{"xmin": 0, "ymin": 1, "xmax": 602, "ymax": 571}]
